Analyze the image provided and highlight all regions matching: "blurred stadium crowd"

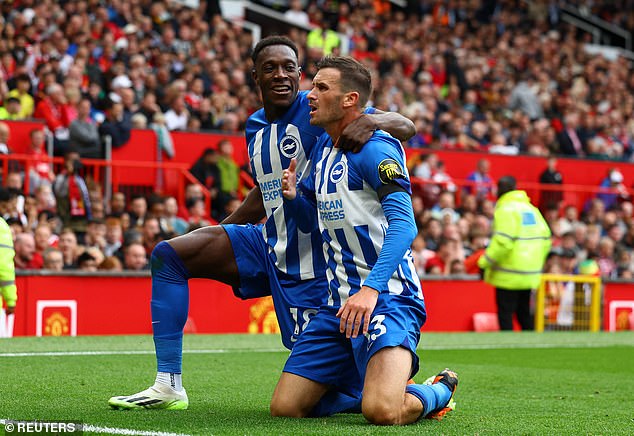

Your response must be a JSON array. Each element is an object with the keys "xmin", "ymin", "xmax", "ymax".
[{"xmin": 0, "ymin": 0, "xmax": 634, "ymax": 277}]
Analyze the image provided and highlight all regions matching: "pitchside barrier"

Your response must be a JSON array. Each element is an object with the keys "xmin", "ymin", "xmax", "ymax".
[
  {"xmin": 4, "ymin": 273, "xmax": 633, "ymax": 336},
  {"xmin": 535, "ymin": 273, "xmax": 602, "ymax": 332}
]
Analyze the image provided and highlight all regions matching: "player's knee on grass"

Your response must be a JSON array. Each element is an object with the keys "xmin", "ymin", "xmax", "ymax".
[
  {"xmin": 270, "ymin": 394, "xmax": 311, "ymax": 418},
  {"xmin": 362, "ymin": 397, "xmax": 401, "ymax": 426}
]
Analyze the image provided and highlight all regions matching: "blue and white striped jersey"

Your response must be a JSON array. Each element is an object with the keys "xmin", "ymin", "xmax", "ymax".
[
  {"xmin": 302, "ymin": 130, "xmax": 423, "ymax": 308},
  {"xmin": 245, "ymin": 91, "xmax": 326, "ymax": 280}
]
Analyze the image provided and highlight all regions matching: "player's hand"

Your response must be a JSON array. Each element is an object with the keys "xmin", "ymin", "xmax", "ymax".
[
  {"xmin": 5, "ymin": 306, "xmax": 15, "ymax": 315},
  {"xmin": 336, "ymin": 286, "xmax": 379, "ymax": 338},
  {"xmin": 281, "ymin": 158, "xmax": 297, "ymax": 200},
  {"xmin": 338, "ymin": 114, "xmax": 376, "ymax": 153}
]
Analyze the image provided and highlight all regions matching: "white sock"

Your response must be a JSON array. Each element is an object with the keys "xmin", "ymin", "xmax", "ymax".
[{"xmin": 155, "ymin": 372, "xmax": 183, "ymax": 392}]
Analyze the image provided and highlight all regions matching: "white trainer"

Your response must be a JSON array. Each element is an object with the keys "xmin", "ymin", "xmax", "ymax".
[{"xmin": 108, "ymin": 383, "xmax": 188, "ymax": 410}]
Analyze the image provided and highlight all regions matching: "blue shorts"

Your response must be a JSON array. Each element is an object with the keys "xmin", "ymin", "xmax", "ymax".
[
  {"xmin": 223, "ymin": 223, "xmax": 328, "ymax": 350},
  {"xmin": 283, "ymin": 294, "xmax": 426, "ymax": 395}
]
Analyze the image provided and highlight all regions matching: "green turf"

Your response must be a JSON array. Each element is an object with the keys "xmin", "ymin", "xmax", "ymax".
[{"xmin": 1, "ymin": 332, "xmax": 633, "ymax": 435}]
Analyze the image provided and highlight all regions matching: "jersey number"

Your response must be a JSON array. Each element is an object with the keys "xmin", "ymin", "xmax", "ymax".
[
  {"xmin": 369, "ymin": 314, "xmax": 387, "ymax": 341},
  {"xmin": 289, "ymin": 308, "xmax": 318, "ymax": 343}
]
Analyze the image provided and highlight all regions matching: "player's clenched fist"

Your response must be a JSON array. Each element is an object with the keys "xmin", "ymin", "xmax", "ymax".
[{"xmin": 282, "ymin": 158, "xmax": 297, "ymax": 200}]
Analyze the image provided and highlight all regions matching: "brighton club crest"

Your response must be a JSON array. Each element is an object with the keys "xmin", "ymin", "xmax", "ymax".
[
  {"xmin": 330, "ymin": 161, "xmax": 347, "ymax": 184},
  {"xmin": 280, "ymin": 134, "xmax": 300, "ymax": 158}
]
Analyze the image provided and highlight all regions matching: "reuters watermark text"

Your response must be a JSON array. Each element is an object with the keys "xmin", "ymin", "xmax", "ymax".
[{"xmin": 3, "ymin": 420, "xmax": 83, "ymax": 435}]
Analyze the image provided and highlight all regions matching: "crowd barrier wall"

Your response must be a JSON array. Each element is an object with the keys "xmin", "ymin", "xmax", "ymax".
[
  {"xmin": 5, "ymin": 121, "xmax": 248, "ymax": 197},
  {"xmin": 406, "ymin": 149, "xmax": 634, "ymax": 189},
  {"xmin": 7, "ymin": 274, "xmax": 633, "ymax": 336},
  {"xmin": 6, "ymin": 121, "xmax": 634, "ymax": 197}
]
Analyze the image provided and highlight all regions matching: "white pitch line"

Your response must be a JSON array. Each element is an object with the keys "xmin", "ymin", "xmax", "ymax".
[
  {"xmin": 82, "ymin": 424, "xmax": 191, "ymax": 436},
  {"xmin": 0, "ymin": 420, "xmax": 191, "ymax": 436},
  {"xmin": 0, "ymin": 342, "xmax": 631, "ymax": 358},
  {"xmin": 421, "ymin": 342, "xmax": 634, "ymax": 350},
  {"xmin": 0, "ymin": 348, "xmax": 285, "ymax": 358}
]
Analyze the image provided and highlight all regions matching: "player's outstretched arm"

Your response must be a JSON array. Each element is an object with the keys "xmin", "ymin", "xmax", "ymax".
[
  {"xmin": 338, "ymin": 111, "xmax": 415, "ymax": 152},
  {"xmin": 221, "ymin": 185, "xmax": 266, "ymax": 225}
]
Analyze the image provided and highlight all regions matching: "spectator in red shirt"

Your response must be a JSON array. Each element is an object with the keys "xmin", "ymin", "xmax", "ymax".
[
  {"xmin": 34, "ymin": 83, "xmax": 72, "ymax": 156},
  {"xmin": 184, "ymin": 78, "xmax": 205, "ymax": 112},
  {"xmin": 425, "ymin": 236, "xmax": 460, "ymax": 275},
  {"xmin": 14, "ymin": 232, "xmax": 43, "ymax": 270},
  {"xmin": 464, "ymin": 231, "xmax": 489, "ymax": 275},
  {"xmin": 26, "ymin": 128, "xmax": 54, "ymax": 195}
]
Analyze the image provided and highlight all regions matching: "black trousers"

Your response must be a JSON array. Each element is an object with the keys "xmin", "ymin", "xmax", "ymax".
[{"xmin": 495, "ymin": 288, "xmax": 534, "ymax": 331}]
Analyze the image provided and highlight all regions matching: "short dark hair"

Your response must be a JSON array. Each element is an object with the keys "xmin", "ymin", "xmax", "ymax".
[
  {"xmin": 497, "ymin": 176, "xmax": 516, "ymax": 197},
  {"xmin": 0, "ymin": 188, "xmax": 11, "ymax": 203},
  {"xmin": 88, "ymin": 218, "xmax": 105, "ymax": 225},
  {"xmin": 316, "ymin": 56, "xmax": 372, "ymax": 107},
  {"xmin": 561, "ymin": 248, "xmax": 577, "ymax": 258},
  {"xmin": 251, "ymin": 36, "xmax": 298, "ymax": 65},
  {"xmin": 185, "ymin": 197, "xmax": 202, "ymax": 210},
  {"xmin": 64, "ymin": 149, "xmax": 80, "ymax": 160},
  {"xmin": 77, "ymin": 251, "xmax": 96, "ymax": 264},
  {"xmin": 438, "ymin": 236, "xmax": 458, "ymax": 247},
  {"xmin": 129, "ymin": 193, "xmax": 147, "ymax": 202},
  {"xmin": 147, "ymin": 194, "xmax": 165, "ymax": 209}
]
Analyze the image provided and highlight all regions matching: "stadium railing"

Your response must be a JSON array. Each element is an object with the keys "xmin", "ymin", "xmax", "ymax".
[
  {"xmin": 2, "ymin": 152, "xmax": 627, "ymax": 224},
  {"xmin": 0, "ymin": 153, "xmax": 212, "ymax": 214},
  {"xmin": 410, "ymin": 176, "xmax": 630, "ymax": 213}
]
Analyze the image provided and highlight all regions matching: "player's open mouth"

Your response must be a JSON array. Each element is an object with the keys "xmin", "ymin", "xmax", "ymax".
[
  {"xmin": 271, "ymin": 86, "xmax": 291, "ymax": 95},
  {"xmin": 309, "ymin": 104, "xmax": 317, "ymax": 115}
]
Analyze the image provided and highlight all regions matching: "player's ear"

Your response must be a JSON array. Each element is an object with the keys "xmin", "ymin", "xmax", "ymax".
[{"xmin": 343, "ymin": 91, "xmax": 359, "ymax": 108}]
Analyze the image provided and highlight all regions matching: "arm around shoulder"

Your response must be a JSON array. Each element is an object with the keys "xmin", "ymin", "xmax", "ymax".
[
  {"xmin": 369, "ymin": 109, "xmax": 416, "ymax": 142},
  {"xmin": 338, "ymin": 111, "xmax": 415, "ymax": 152}
]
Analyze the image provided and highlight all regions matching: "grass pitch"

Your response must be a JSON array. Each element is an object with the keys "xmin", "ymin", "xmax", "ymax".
[{"xmin": 1, "ymin": 332, "xmax": 633, "ymax": 435}]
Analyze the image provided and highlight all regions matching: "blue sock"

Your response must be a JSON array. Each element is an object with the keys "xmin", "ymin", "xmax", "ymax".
[
  {"xmin": 150, "ymin": 241, "xmax": 190, "ymax": 374},
  {"xmin": 309, "ymin": 390, "xmax": 362, "ymax": 417},
  {"xmin": 406, "ymin": 383, "xmax": 452, "ymax": 418}
]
